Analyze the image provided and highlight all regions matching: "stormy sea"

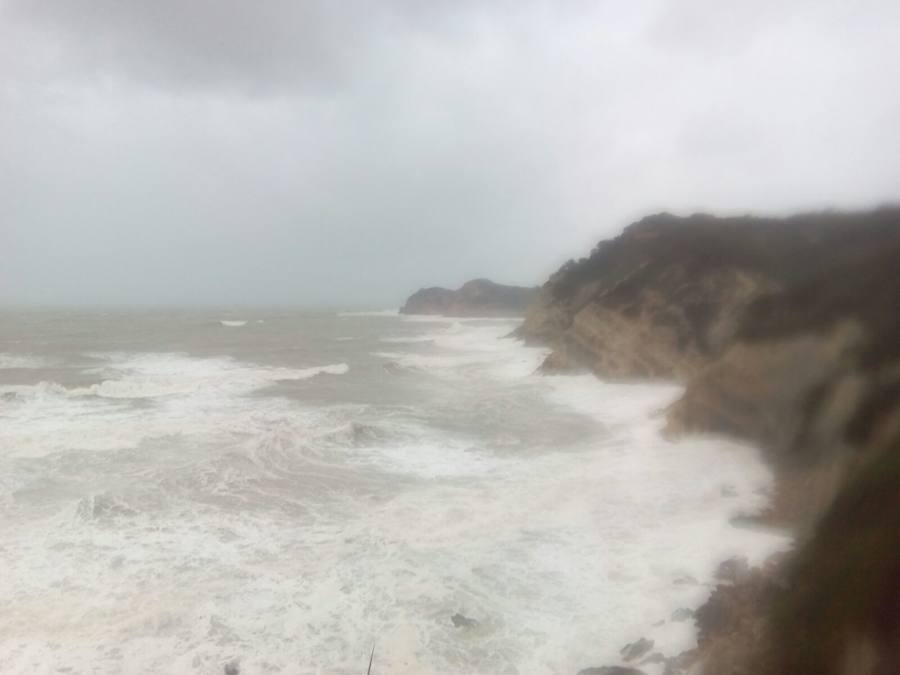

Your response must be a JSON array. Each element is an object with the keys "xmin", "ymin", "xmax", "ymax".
[{"xmin": 0, "ymin": 309, "xmax": 788, "ymax": 674}]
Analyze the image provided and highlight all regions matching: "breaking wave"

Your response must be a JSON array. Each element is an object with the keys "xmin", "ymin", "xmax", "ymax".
[
  {"xmin": 338, "ymin": 309, "xmax": 399, "ymax": 317},
  {"xmin": 0, "ymin": 313, "xmax": 790, "ymax": 674},
  {"xmin": 0, "ymin": 353, "xmax": 49, "ymax": 369}
]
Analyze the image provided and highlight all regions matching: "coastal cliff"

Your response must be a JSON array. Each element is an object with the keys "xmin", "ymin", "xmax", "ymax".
[
  {"xmin": 518, "ymin": 209, "xmax": 898, "ymax": 380},
  {"xmin": 520, "ymin": 208, "xmax": 900, "ymax": 674},
  {"xmin": 400, "ymin": 279, "xmax": 538, "ymax": 317}
]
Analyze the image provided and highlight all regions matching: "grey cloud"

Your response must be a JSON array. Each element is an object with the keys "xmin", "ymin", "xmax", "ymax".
[
  {"xmin": 4, "ymin": 0, "xmax": 372, "ymax": 91},
  {"xmin": 1, "ymin": 1, "xmax": 899, "ymax": 306},
  {"xmin": 2, "ymin": 0, "xmax": 501, "ymax": 92}
]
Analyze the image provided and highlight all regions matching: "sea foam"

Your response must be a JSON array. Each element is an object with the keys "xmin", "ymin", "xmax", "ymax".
[{"xmin": 0, "ymin": 313, "xmax": 788, "ymax": 674}]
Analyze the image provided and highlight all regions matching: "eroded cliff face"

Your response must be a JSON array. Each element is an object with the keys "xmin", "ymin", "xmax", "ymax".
[
  {"xmin": 535, "ymin": 264, "xmax": 768, "ymax": 379},
  {"xmin": 678, "ymin": 220, "xmax": 900, "ymax": 675},
  {"xmin": 519, "ymin": 209, "xmax": 899, "ymax": 381},
  {"xmin": 530, "ymin": 208, "xmax": 900, "ymax": 675},
  {"xmin": 400, "ymin": 278, "xmax": 538, "ymax": 317}
]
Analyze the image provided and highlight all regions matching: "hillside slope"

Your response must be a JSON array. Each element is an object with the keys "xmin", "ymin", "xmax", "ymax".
[
  {"xmin": 400, "ymin": 278, "xmax": 537, "ymax": 317},
  {"xmin": 522, "ymin": 208, "xmax": 900, "ymax": 675},
  {"xmin": 518, "ymin": 209, "xmax": 899, "ymax": 380}
]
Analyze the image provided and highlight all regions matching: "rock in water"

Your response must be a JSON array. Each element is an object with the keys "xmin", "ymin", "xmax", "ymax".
[
  {"xmin": 620, "ymin": 638, "xmax": 654, "ymax": 662},
  {"xmin": 671, "ymin": 607, "xmax": 694, "ymax": 622},
  {"xmin": 450, "ymin": 612, "xmax": 479, "ymax": 628},
  {"xmin": 715, "ymin": 556, "xmax": 751, "ymax": 584}
]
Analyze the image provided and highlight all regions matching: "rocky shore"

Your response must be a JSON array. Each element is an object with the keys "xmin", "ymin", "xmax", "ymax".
[
  {"xmin": 400, "ymin": 278, "xmax": 537, "ymax": 317},
  {"xmin": 516, "ymin": 208, "xmax": 900, "ymax": 674}
]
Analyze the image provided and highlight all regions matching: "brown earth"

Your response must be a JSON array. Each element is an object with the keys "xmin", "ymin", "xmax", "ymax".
[{"xmin": 516, "ymin": 208, "xmax": 900, "ymax": 674}]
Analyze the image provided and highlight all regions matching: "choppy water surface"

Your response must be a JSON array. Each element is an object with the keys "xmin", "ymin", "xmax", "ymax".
[{"xmin": 0, "ymin": 309, "xmax": 788, "ymax": 674}]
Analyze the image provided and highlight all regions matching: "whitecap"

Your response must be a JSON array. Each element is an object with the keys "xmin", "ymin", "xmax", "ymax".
[
  {"xmin": 0, "ymin": 354, "xmax": 350, "ymax": 458},
  {"xmin": 0, "ymin": 317, "xmax": 791, "ymax": 675},
  {"xmin": 399, "ymin": 314, "xmax": 519, "ymax": 323},
  {"xmin": 220, "ymin": 320, "xmax": 247, "ymax": 327},
  {"xmin": 337, "ymin": 309, "xmax": 399, "ymax": 317},
  {"xmin": 379, "ymin": 336, "xmax": 435, "ymax": 344},
  {"xmin": 293, "ymin": 363, "xmax": 349, "ymax": 379},
  {"xmin": 370, "ymin": 320, "xmax": 545, "ymax": 379},
  {"xmin": 0, "ymin": 353, "xmax": 48, "ymax": 369},
  {"xmin": 354, "ymin": 441, "xmax": 508, "ymax": 479}
]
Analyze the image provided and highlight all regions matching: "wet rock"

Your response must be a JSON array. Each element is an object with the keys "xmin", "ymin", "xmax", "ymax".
[
  {"xmin": 692, "ymin": 564, "xmax": 782, "ymax": 673},
  {"xmin": 661, "ymin": 650, "xmax": 697, "ymax": 675},
  {"xmin": 670, "ymin": 607, "xmax": 694, "ymax": 622},
  {"xmin": 672, "ymin": 574, "xmax": 698, "ymax": 586},
  {"xmin": 620, "ymin": 638, "xmax": 654, "ymax": 662},
  {"xmin": 715, "ymin": 556, "xmax": 750, "ymax": 584},
  {"xmin": 450, "ymin": 613, "xmax": 478, "ymax": 628},
  {"xmin": 638, "ymin": 652, "xmax": 667, "ymax": 665}
]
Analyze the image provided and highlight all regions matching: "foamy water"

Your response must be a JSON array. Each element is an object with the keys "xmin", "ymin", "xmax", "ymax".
[{"xmin": 0, "ymin": 310, "xmax": 789, "ymax": 674}]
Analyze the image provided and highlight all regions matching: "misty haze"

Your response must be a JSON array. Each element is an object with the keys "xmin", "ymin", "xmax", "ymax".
[{"xmin": 2, "ymin": 2, "xmax": 900, "ymax": 675}]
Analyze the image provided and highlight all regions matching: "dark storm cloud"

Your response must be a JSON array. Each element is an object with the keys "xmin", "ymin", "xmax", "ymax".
[
  {"xmin": 2, "ymin": 0, "xmax": 499, "ymax": 92},
  {"xmin": 1, "ymin": 0, "xmax": 899, "ymax": 306},
  {"xmin": 4, "ymin": 0, "xmax": 360, "ymax": 90}
]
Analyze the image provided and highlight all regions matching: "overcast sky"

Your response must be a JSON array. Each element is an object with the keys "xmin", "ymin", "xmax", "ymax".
[{"xmin": 2, "ymin": 0, "xmax": 899, "ymax": 307}]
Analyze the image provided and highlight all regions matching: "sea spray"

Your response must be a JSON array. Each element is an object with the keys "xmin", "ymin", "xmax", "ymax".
[{"xmin": 0, "ymin": 309, "xmax": 789, "ymax": 674}]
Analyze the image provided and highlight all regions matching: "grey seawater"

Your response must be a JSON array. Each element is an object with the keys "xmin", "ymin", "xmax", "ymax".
[{"xmin": 0, "ymin": 309, "xmax": 788, "ymax": 675}]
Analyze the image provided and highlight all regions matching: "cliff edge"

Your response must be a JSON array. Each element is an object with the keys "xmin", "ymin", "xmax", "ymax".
[
  {"xmin": 525, "ymin": 208, "xmax": 900, "ymax": 675},
  {"xmin": 518, "ymin": 209, "xmax": 899, "ymax": 381}
]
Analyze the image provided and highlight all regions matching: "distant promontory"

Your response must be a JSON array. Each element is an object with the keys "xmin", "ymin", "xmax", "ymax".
[{"xmin": 400, "ymin": 279, "xmax": 537, "ymax": 317}]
